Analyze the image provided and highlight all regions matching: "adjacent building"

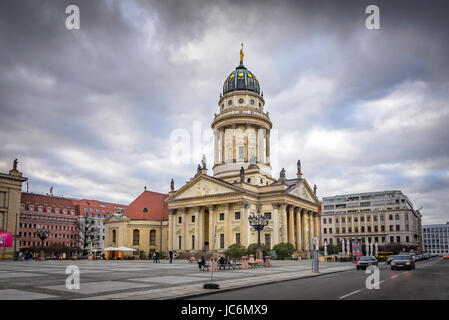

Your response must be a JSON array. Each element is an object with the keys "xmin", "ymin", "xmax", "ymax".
[
  {"xmin": 166, "ymin": 49, "xmax": 321, "ymax": 257},
  {"xmin": 0, "ymin": 160, "xmax": 27, "ymax": 260},
  {"xmin": 104, "ymin": 190, "xmax": 169, "ymax": 258},
  {"xmin": 321, "ymin": 190, "xmax": 422, "ymax": 249},
  {"xmin": 18, "ymin": 192, "xmax": 126, "ymax": 256},
  {"xmin": 422, "ymin": 222, "xmax": 449, "ymax": 255}
]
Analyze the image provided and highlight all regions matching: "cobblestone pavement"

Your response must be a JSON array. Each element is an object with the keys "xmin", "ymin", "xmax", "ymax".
[{"xmin": 0, "ymin": 259, "xmax": 353, "ymax": 300}]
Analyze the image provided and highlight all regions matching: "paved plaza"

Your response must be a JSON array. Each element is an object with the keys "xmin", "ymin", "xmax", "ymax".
[{"xmin": 0, "ymin": 259, "xmax": 353, "ymax": 300}]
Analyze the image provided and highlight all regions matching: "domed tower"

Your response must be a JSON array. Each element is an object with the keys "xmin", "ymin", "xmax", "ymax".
[{"xmin": 212, "ymin": 45, "xmax": 273, "ymax": 185}]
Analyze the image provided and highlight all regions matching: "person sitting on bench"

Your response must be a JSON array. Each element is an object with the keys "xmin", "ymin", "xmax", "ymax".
[{"xmin": 198, "ymin": 256, "xmax": 206, "ymax": 270}]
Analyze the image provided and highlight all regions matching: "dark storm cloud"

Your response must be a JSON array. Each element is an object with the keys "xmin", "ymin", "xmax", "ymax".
[{"xmin": 0, "ymin": 0, "xmax": 448, "ymax": 223}]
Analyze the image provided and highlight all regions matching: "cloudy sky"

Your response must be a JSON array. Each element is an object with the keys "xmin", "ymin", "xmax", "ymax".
[{"xmin": 1, "ymin": 0, "xmax": 448, "ymax": 224}]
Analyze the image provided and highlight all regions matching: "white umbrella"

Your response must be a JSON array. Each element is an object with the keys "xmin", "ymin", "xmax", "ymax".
[
  {"xmin": 324, "ymin": 241, "xmax": 328, "ymax": 256},
  {"xmin": 342, "ymin": 238, "xmax": 345, "ymax": 255},
  {"xmin": 104, "ymin": 247, "xmax": 137, "ymax": 252},
  {"xmin": 365, "ymin": 240, "xmax": 369, "ymax": 256}
]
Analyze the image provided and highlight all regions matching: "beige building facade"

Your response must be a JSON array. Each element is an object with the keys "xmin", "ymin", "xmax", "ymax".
[
  {"xmin": 321, "ymin": 190, "xmax": 422, "ymax": 249},
  {"xmin": 0, "ymin": 159, "xmax": 27, "ymax": 260},
  {"xmin": 166, "ymin": 51, "xmax": 320, "ymax": 257}
]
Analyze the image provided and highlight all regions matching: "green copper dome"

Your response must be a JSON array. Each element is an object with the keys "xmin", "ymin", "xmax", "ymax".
[{"xmin": 223, "ymin": 63, "xmax": 260, "ymax": 95}]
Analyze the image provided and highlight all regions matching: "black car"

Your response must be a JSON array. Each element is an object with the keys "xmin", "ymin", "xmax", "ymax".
[
  {"xmin": 391, "ymin": 255, "xmax": 415, "ymax": 270},
  {"xmin": 356, "ymin": 256, "xmax": 378, "ymax": 270},
  {"xmin": 386, "ymin": 255, "xmax": 402, "ymax": 265}
]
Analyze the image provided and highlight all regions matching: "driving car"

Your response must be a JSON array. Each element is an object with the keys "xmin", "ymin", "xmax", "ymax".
[
  {"xmin": 443, "ymin": 254, "xmax": 449, "ymax": 259},
  {"xmin": 386, "ymin": 255, "xmax": 402, "ymax": 265},
  {"xmin": 391, "ymin": 255, "xmax": 415, "ymax": 270},
  {"xmin": 356, "ymin": 256, "xmax": 378, "ymax": 270}
]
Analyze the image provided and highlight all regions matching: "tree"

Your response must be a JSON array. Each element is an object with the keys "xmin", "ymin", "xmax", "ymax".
[
  {"xmin": 272, "ymin": 242, "xmax": 295, "ymax": 260},
  {"xmin": 246, "ymin": 243, "xmax": 270, "ymax": 257},
  {"xmin": 224, "ymin": 243, "xmax": 247, "ymax": 259},
  {"xmin": 77, "ymin": 216, "xmax": 100, "ymax": 255}
]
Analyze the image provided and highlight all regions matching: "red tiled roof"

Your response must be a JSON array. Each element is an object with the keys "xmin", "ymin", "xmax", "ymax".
[
  {"xmin": 21, "ymin": 192, "xmax": 77, "ymax": 209},
  {"xmin": 122, "ymin": 191, "xmax": 168, "ymax": 220}
]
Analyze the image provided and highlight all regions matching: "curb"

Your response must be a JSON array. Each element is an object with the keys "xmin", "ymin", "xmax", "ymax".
[{"xmin": 169, "ymin": 266, "xmax": 353, "ymax": 300}]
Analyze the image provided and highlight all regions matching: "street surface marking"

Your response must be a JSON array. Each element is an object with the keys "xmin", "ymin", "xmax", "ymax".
[
  {"xmin": 339, "ymin": 289, "xmax": 361, "ymax": 299},
  {"xmin": 391, "ymin": 275, "xmax": 399, "ymax": 279}
]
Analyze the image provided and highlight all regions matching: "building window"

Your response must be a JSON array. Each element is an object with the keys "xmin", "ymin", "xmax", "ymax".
[
  {"xmin": 178, "ymin": 217, "xmax": 182, "ymax": 223},
  {"xmin": 265, "ymin": 234, "xmax": 271, "ymax": 249},
  {"xmin": 179, "ymin": 236, "xmax": 182, "ymax": 249},
  {"xmin": 264, "ymin": 212, "xmax": 271, "ymax": 220},
  {"xmin": 112, "ymin": 230, "xmax": 116, "ymax": 243},
  {"xmin": 235, "ymin": 212, "xmax": 240, "ymax": 220},
  {"xmin": 219, "ymin": 213, "xmax": 225, "ymax": 221},
  {"xmin": 236, "ymin": 233, "xmax": 241, "ymax": 245},
  {"xmin": 396, "ymin": 225, "xmax": 400, "ymax": 231},
  {"xmin": 220, "ymin": 234, "xmax": 224, "ymax": 248},
  {"xmin": 150, "ymin": 230, "xmax": 156, "ymax": 245},
  {"xmin": 324, "ymin": 228, "xmax": 327, "ymax": 234},
  {"xmin": 395, "ymin": 214, "xmax": 400, "ymax": 220},
  {"xmin": 396, "ymin": 236, "xmax": 401, "ymax": 242},
  {"xmin": 192, "ymin": 235, "xmax": 195, "ymax": 249},
  {"xmin": 406, "ymin": 236, "xmax": 409, "ymax": 242},
  {"xmin": 191, "ymin": 215, "xmax": 195, "ymax": 223},
  {"xmin": 323, "ymin": 218, "xmax": 327, "ymax": 224},
  {"xmin": 133, "ymin": 229, "xmax": 140, "ymax": 245}
]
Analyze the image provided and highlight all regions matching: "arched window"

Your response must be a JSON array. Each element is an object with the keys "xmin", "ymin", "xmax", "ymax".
[
  {"xmin": 112, "ymin": 230, "xmax": 116, "ymax": 243},
  {"xmin": 150, "ymin": 230, "xmax": 156, "ymax": 245},
  {"xmin": 133, "ymin": 229, "xmax": 140, "ymax": 245}
]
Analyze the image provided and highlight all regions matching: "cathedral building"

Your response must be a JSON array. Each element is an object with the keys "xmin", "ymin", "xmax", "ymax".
[{"xmin": 166, "ymin": 48, "xmax": 321, "ymax": 257}]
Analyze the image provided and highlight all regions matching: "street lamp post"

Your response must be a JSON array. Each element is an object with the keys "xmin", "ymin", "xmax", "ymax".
[
  {"xmin": 36, "ymin": 230, "xmax": 50, "ymax": 261},
  {"xmin": 248, "ymin": 205, "xmax": 269, "ymax": 260}
]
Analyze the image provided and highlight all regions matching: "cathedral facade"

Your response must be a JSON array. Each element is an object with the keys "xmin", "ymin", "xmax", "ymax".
[{"xmin": 166, "ymin": 50, "xmax": 320, "ymax": 257}]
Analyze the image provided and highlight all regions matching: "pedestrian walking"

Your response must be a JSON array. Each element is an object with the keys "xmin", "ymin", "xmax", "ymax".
[
  {"xmin": 155, "ymin": 251, "xmax": 160, "ymax": 263},
  {"xmin": 169, "ymin": 250, "xmax": 173, "ymax": 264},
  {"xmin": 153, "ymin": 251, "xmax": 157, "ymax": 263}
]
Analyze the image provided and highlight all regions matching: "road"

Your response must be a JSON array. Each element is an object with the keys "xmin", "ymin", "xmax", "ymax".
[{"xmin": 189, "ymin": 257, "xmax": 449, "ymax": 300}]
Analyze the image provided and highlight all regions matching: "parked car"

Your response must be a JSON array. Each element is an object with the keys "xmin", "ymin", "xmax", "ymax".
[
  {"xmin": 356, "ymin": 256, "xmax": 378, "ymax": 270},
  {"xmin": 391, "ymin": 255, "xmax": 415, "ymax": 270},
  {"xmin": 443, "ymin": 255, "xmax": 449, "ymax": 259},
  {"xmin": 415, "ymin": 254, "xmax": 422, "ymax": 261}
]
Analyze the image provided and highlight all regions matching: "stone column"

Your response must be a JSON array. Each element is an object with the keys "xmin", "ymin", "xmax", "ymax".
[
  {"xmin": 208, "ymin": 205, "xmax": 215, "ymax": 251},
  {"xmin": 257, "ymin": 128, "xmax": 265, "ymax": 163},
  {"xmin": 280, "ymin": 204, "xmax": 288, "ymax": 243},
  {"xmin": 180, "ymin": 208, "xmax": 187, "ymax": 250},
  {"xmin": 168, "ymin": 210, "xmax": 174, "ymax": 250},
  {"xmin": 296, "ymin": 208, "xmax": 302, "ymax": 251},
  {"xmin": 194, "ymin": 207, "xmax": 201, "ymax": 251},
  {"xmin": 272, "ymin": 203, "xmax": 280, "ymax": 245},
  {"xmin": 214, "ymin": 130, "xmax": 219, "ymax": 165},
  {"xmin": 239, "ymin": 201, "xmax": 250, "ymax": 246},
  {"xmin": 220, "ymin": 129, "xmax": 225, "ymax": 164},
  {"xmin": 314, "ymin": 214, "xmax": 320, "ymax": 246},
  {"xmin": 224, "ymin": 203, "xmax": 231, "ymax": 248},
  {"xmin": 303, "ymin": 211, "xmax": 310, "ymax": 252},
  {"xmin": 288, "ymin": 206, "xmax": 295, "ymax": 246},
  {"xmin": 309, "ymin": 212, "xmax": 315, "ymax": 251},
  {"xmin": 265, "ymin": 130, "xmax": 270, "ymax": 165}
]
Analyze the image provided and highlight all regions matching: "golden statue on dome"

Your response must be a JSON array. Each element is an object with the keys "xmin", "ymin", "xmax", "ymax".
[{"xmin": 240, "ymin": 42, "xmax": 244, "ymax": 64}]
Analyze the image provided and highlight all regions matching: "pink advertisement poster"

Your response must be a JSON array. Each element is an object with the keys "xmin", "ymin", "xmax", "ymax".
[{"xmin": 0, "ymin": 232, "xmax": 13, "ymax": 248}]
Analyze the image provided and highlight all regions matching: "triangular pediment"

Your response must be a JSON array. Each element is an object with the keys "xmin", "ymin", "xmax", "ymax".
[
  {"xmin": 104, "ymin": 213, "xmax": 130, "ymax": 224},
  {"xmin": 168, "ymin": 175, "xmax": 241, "ymax": 201},
  {"xmin": 288, "ymin": 180, "xmax": 319, "ymax": 203}
]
